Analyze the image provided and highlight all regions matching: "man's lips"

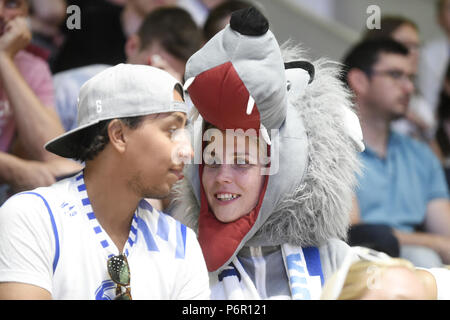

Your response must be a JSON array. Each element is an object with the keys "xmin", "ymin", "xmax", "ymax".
[{"xmin": 399, "ymin": 95, "xmax": 410, "ymax": 107}]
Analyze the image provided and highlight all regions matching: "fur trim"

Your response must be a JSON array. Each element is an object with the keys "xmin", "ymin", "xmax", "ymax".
[{"xmin": 170, "ymin": 176, "xmax": 200, "ymax": 231}]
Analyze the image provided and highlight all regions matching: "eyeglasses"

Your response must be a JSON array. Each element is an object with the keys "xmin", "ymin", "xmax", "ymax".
[
  {"xmin": 107, "ymin": 254, "xmax": 132, "ymax": 300},
  {"xmin": 402, "ymin": 41, "xmax": 421, "ymax": 52},
  {"xmin": 370, "ymin": 69, "xmax": 415, "ymax": 85}
]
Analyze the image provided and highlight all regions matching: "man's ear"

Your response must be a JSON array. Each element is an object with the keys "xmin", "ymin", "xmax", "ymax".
[
  {"xmin": 347, "ymin": 69, "xmax": 370, "ymax": 96},
  {"xmin": 108, "ymin": 119, "xmax": 127, "ymax": 154},
  {"xmin": 125, "ymin": 34, "xmax": 141, "ymax": 61}
]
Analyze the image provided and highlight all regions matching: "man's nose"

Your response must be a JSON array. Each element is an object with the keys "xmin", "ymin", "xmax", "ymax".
[{"xmin": 404, "ymin": 77, "xmax": 415, "ymax": 95}]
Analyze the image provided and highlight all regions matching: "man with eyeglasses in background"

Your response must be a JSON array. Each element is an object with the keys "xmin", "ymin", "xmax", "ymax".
[
  {"xmin": 341, "ymin": 39, "xmax": 450, "ymax": 269},
  {"xmin": 0, "ymin": 63, "xmax": 210, "ymax": 299}
]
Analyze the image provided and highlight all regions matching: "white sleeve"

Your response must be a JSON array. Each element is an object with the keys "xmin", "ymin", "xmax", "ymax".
[
  {"xmin": 174, "ymin": 227, "xmax": 211, "ymax": 299},
  {"xmin": 417, "ymin": 43, "xmax": 442, "ymax": 111},
  {"xmin": 425, "ymin": 268, "xmax": 450, "ymax": 300},
  {"xmin": 0, "ymin": 192, "xmax": 57, "ymax": 294}
]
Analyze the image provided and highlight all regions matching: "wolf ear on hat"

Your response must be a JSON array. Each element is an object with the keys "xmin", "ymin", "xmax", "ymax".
[
  {"xmin": 285, "ymin": 61, "xmax": 315, "ymax": 100},
  {"xmin": 229, "ymin": 6, "xmax": 269, "ymax": 35}
]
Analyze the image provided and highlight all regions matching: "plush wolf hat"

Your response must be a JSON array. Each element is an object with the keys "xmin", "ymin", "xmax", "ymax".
[{"xmin": 171, "ymin": 7, "xmax": 363, "ymax": 273}]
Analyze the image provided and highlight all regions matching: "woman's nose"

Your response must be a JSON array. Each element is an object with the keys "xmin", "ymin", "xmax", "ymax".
[{"xmin": 215, "ymin": 165, "xmax": 233, "ymax": 184}]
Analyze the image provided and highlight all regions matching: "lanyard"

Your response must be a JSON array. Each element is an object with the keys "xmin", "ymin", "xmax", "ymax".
[{"xmin": 74, "ymin": 171, "xmax": 139, "ymax": 258}]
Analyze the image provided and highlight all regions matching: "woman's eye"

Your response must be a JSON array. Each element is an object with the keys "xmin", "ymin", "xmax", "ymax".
[
  {"xmin": 204, "ymin": 157, "xmax": 221, "ymax": 168},
  {"xmin": 235, "ymin": 157, "xmax": 257, "ymax": 166},
  {"xmin": 235, "ymin": 159, "xmax": 249, "ymax": 166}
]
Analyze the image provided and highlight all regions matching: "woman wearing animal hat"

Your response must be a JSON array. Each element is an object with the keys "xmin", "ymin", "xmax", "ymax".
[{"xmin": 170, "ymin": 7, "xmax": 448, "ymax": 299}]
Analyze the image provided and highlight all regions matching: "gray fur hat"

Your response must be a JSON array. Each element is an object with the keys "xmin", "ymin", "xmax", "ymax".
[{"xmin": 171, "ymin": 7, "xmax": 363, "ymax": 273}]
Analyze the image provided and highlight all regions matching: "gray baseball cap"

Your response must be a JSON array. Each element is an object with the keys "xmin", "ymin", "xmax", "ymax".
[{"xmin": 45, "ymin": 64, "xmax": 187, "ymax": 158}]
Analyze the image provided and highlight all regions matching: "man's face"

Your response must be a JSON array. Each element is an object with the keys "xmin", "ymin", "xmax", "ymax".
[
  {"xmin": 364, "ymin": 53, "xmax": 415, "ymax": 121},
  {"xmin": 391, "ymin": 24, "xmax": 420, "ymax": 73},
  {"xmin": 0, "ymin": 0, "xmax": 28, "ymax": 35},
  {"xmin": 128, "ymin": 41, "xmax": 185, "ymax": 82},
  {"xmin": 123, "ymin": 90, "xmax": 192, "ymax": 199}
]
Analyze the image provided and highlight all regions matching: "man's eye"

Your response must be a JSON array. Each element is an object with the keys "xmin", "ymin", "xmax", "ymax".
[
  {"xmin": 389, "ymin": 71, "xmax": 403, "ymax": 79},
  {"xmin": 167, "ymin": 127, "xmax": 178, "ymax": 136}
]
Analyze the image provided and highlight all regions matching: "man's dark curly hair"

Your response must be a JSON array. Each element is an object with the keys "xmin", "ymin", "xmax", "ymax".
[{"xmin": 71, "ymin": 116, "xmax": 144, "ymax": 162}]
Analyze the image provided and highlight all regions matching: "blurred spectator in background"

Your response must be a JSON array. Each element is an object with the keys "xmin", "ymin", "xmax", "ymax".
[
  {"xmin": 342, "ymin": 39, "xmax": 450, "ymax": 268},
  {"xmin": 418, "ymin": 0, "xmax": 450, "ymax": 117},
  {"xmin": 320, "ymin": 247, "xmax": 447, "ymax": 300},
  {"xmin": 178, "ymin": 0, "xmax": 229, "ymax": 26},
  {"xmin": 435, "ymin": 63, "xmax": 450, "ymax": 188},
  {"xmin": 121, "ymin": 0, "xmax": 178, "ymax": 37},
  {"xmin": 51, "ymin": 0, "xmax": 126, "ymax": 72},
  {"xmin": 52, "ymin": 0, "xmax": 178, "ymax": 73},
  {"xmin": 364, "ymin": 16, "xmax": 437, "ymax": 150},
  {"xmin": 27, "ymin": 0, "xmax": 67, "ymax": 65},
  {"xmin": 106, "ymin": 0, "xmax": 127, "ymax": 5},
  {"xmin": 53, "ymin": 6, "xmax": 202, "ymax": 132},
  {"xmin": 203, "ymin": 0, "xmax": 252, "ymax": 41},
  {"xmin": 0, "ymin": 0, "xmax": 81, "ymax": 204},
  {"xmin": 125, "ymin": 6, "xmax": 202, "ymax": 82}
]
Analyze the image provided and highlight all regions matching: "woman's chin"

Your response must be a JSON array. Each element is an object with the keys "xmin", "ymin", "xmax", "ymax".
[
  {"xmin": 212, "ymin": 207, "xmax": 250, "ymax": 224},
  {"xmin": 213, "ymin": 211, "xmax": 237, "ymax": 223}
]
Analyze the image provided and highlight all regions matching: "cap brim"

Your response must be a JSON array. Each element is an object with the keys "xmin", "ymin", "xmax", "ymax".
[{"xmin": 44, "ymin": 120, "xmax": 101, "ymax": 158}]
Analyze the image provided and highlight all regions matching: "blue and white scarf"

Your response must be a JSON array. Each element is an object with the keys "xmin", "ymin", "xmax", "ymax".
[{"xmin": 211, "ymin": 244, "xmax": 324, "ymax": 300}]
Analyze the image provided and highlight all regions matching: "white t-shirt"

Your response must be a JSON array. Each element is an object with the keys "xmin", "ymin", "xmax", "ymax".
[
  {"xmin": 418, "ymin": 37, "xmax": 449, "ymax": 111},
  {"xmin": 0, "ymin": 172, "xmax": 210, "ymax": 300}
]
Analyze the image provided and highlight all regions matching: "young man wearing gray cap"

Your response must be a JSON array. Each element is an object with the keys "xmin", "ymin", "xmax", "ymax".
[{"xmin": 0, "ymin": 63, "xmax": 210, "ymax": 300}]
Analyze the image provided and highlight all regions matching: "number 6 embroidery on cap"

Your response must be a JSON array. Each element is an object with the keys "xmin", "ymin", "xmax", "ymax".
[{"xmin": 96, "ymin": 100, "xmax": 102, "ymax": 113}]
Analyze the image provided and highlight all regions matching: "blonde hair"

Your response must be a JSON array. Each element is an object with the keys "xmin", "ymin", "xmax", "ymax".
[{"xmin": 336, "ymin": 258, "xmax": 416, "ymax": 300}]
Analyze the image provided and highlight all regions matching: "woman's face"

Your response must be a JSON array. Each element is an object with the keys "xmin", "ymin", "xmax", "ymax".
[
  {"xmin": 392, "ymin": 23, "xmax": 420, "ymax": 73},
  {"xmin": 201, "ymin": 129, "xmax": 266, "ymax": 223}
]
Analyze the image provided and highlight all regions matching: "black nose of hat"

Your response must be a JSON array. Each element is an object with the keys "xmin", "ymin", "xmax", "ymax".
[{"xmin": 230, "ymin": 7, "xmax": 269, "ymax": 36}]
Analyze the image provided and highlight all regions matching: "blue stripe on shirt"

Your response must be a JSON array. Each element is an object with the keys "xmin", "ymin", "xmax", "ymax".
[
  {"xmin": 175, "ymin": 221, "xmax": 186, "ymax": 259},
  {"xmin": 157, "ymin": 212, "xmax": 170, "ymax": 241},
  {"xmin": 303, "ymin": 246, "xmax": 324, "ymax": 285},
  {"xmin": 22, "ymin": 192, "xmax": 60, "ymax": 274},
  {"xmin": 136, "ymin": 216, "xmax": 159, "ymax": 252}
]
